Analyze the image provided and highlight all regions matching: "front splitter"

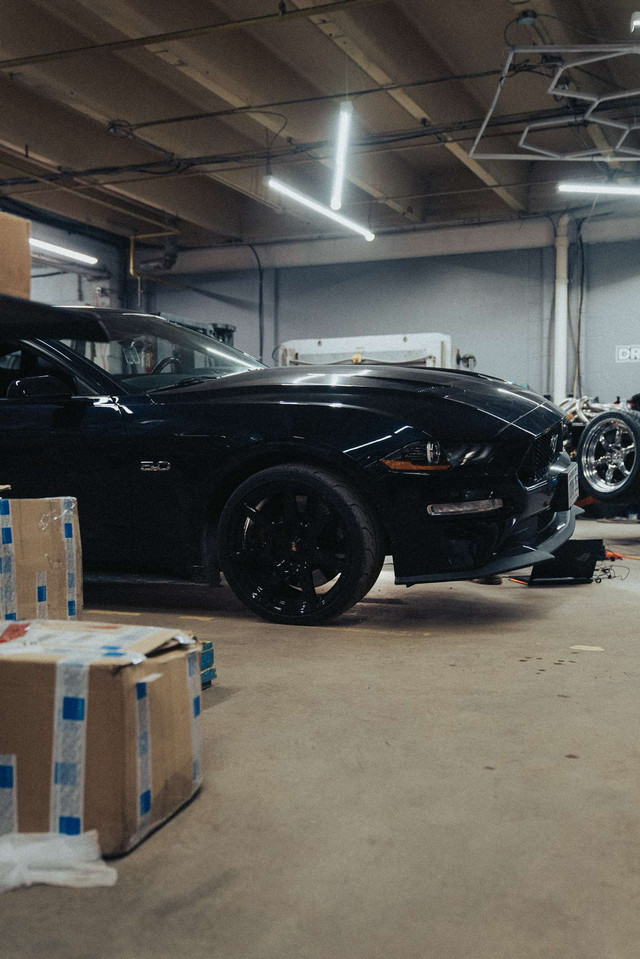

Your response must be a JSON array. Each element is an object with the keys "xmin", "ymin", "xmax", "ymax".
[{"xmin": 395, "ymin": 506, "xmax": 582, "ymax": 586}]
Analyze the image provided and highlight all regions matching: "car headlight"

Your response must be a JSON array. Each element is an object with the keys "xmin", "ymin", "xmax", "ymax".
[
  {"xmin": 381, "ymin": 441, "xmax": 493, "ymax": 472},
  {"xmin": 443, "ymin": 443, "xmax": 494, "ymax": 468},
  {"xmin": 382, "ymin": 441, "xmax": 447, "ymax": 472}
]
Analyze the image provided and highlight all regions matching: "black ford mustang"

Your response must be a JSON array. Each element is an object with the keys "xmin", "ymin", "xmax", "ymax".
[{"xmin": 0, "ymin": 295, "xmax": 579, "ymax": 625}]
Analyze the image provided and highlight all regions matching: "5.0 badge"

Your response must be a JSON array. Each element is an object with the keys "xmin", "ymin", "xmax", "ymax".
[{"xmin": 140, "ymin": 461, "xmax": 171, "ymax": 472}]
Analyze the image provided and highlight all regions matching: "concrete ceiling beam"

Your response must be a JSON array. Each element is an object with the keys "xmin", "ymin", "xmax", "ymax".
[
  {"xmin": 44, "ymin": 0, "xmax": 426, "ymax": 224},
  {"xmin": 289, "ymin": 0, "xmax": 525, "ymax": 212},
  {"xmin": 0, "ymin": 74, "xmax": 244, "ymax": 238}
]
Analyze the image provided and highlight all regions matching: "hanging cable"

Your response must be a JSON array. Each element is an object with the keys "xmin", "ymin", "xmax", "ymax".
[
  {"xmin": 0, "ymin": 0, "xmax": 389, "ymax": 71},
  {"xmin": 504, "ymin": 11, "xmax": 614, "ymax": 46},
  {"xmin": 536, "ymin": 14, "xmax": 613, "ymax": 43},
  {"xmin": 0, "ymin": 95, "xmax": 609, "ymax": 190},
  {"xmin": 122, "ymin": 67, "xmax": 518, "ymax": 135}
]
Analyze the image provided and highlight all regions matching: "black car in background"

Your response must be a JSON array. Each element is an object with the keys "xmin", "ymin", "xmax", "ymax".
[{"xmin": 0, "ymin": 295, "xmax": 579, "ymax": 625}]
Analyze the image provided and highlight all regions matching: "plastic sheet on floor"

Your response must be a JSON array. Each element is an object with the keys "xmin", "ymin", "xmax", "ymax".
[{"xmin": 0, "ymin": 831, "xmax": 117, "ymax": 892}]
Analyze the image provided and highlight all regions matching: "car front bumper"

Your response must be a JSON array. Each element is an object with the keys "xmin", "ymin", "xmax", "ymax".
[
  {"xmin": 394, "ymin": 505, "xmax": 581, "ymax": 585},
  {"xmin": 372, "ymin": 448, "xmax": 580, "ymax": 585}
]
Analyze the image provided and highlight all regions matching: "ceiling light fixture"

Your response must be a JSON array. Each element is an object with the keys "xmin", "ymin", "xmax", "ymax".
[
  {"xmin": 267, "ymin": 176, "xmax": 375, "ymax": 241},
  {"xmin": 558, "ymin": 182, "xmax": 640, "ymax": 196},
  {"xmin": 29, "ymin": 238, "xmax": 99, "ymax": 265},
  {"xmin": 330, "ymin": 101, "xmax": 353, "ymax": 211},
  {"xmin": 631, "ymin": 11, "xmax": 640, "ymax": 31}
]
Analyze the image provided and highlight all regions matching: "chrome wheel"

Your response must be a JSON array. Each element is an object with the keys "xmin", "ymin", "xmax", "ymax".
[{"xmin": 581, "ymin": 416, "xmax": 637, "ymax": 495}]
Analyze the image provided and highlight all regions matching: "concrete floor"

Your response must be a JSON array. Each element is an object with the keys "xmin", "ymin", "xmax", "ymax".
[{"xmin": 2, "ymin": 517, "xmax": 640, "ymax": 958}]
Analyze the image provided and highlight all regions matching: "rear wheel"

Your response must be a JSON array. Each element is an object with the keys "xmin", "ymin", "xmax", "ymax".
[
  {"xmin": 578, "ymin": 410, "xmax": 640, "ymax": 501},
  {"xmin": 217, "ymin": 464, "xmax": 385, "ymax": 625}
]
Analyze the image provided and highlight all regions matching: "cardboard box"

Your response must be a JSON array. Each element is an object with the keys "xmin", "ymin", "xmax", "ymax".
[
  {"xmin": 199, "ymin": 640, "xmax": 216, "ymax": 688},
  {"xmin": 0, "ymin": 211, "xmax": 30, "ymax": 299},
  {"xmin": 0, "ymin": 497, "xmax": 82, "ymax": 622},
  {"xmin": 0, "ymin": 620, "xmax": 203, "ymax": 856}
]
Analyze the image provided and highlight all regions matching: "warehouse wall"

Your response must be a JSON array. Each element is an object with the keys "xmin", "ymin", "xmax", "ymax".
[
  {"xmin": 146, "ymin": 270, "xmax": 277, "ymax": 366},
  {"xmin": 31, "ymin": 271, "xmax": 111, "ymax": 306},
  {"xmin": 583, "ymin": 240, "xmax": 640, "ymax": 404},
  {"xmin": 273, "ymin": 250, "xmax": 551, "ymax": 391},
  {"xmin": 154, "ymin": 239, "xmax": 640, "ymax": 403},
  {"xmin": 155, "ymin": 247, "xmax": 555, "ymax": 393},
  {"xmin": 23, "ymin": 218, "xmax": 123, "ymax": 307},
  {"xmin": 27, "ymin": 213, "xmax": 640, "ymax": 405}
]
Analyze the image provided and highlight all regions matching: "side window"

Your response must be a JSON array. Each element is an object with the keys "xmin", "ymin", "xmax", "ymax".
[
  {"xmin": 0, "ymin": 346, "xmax": 23, "ymax": 397},
  {"xmin": 0, "ymin": 344, "xmax": 79, "ymax": 398},
  {"xmin": 0, "ymin": 348, "xmax": 21, "ymax": 370}
]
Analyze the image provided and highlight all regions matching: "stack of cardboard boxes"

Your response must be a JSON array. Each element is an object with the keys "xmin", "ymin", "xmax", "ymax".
[
  {"xmin": 0, "ymin": 501, "xmax": 206, "ymax": 855},
  {"xmin": 0, "ymin": 620, "xmax": 203, "ymax": 856},
  {"xmin": 0, "ymin": 216, "xmax": 208, "ymax": 855},
  {"xmin": 0, "ymin": 496, "xmax": 82, "ymax": 622}
]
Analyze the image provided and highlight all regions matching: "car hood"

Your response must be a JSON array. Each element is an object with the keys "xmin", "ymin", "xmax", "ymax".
[{"xmin": 157, "ymin": 365, "xmax": 562, "ymax": 439}]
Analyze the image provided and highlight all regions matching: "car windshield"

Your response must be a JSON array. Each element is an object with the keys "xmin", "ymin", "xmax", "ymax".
[{"xmin": 56, "ymin": 312, "xmax": 264, "ymax": 393}]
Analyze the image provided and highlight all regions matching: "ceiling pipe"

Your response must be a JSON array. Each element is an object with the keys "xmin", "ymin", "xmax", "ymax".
[
  {"xmin": 129, "ymin": 67, "xmax": 507, "ymax": 133},
  {"xmin": 0, "ymin": 0, "xmax": 388, "ymax": 72},
  {"xmin": 0, "ymin": 153, "xmax": 174, "ymax": 231},
  {"xmin": 247, "ymin": 245, "xmax": 265, "ymax": 363},
  {"xmin": 166, "ymin": 217, "xmax": 557, "ymax": 273},
  {"xmin": 552, "ymin": 213, "xmax": 570, "ymax": 404},
  {"xmin": 6, "ymin": 96, "xmax": 640, "ymax": 194}
]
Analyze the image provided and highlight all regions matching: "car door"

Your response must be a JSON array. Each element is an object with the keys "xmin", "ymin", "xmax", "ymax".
[
  {"xmin": 0, "ymin": 340, "xmax": 133, "ymax": 571},
  {"xmin": 123, "ymin": 391, "xmax": 228, "ymax": 579}
]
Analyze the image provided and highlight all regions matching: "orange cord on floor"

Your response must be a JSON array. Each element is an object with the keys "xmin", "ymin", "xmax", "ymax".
[{"xmin": 576, "ymin": 495, "xmax": 599, "ymax": 507}]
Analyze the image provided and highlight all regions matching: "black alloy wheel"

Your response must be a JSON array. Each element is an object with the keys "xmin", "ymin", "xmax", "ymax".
[
  {"xmin": 217, "ymin": 464, "xmax": 385, "ymax": 625},
  {"xmin": 577, "ymin": 409, "xmax": 640, "ymax": 501}
]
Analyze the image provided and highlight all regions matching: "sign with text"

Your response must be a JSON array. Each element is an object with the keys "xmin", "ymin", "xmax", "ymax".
[{"xmin": 616, "ymin": 346, "xmax": 640, "ymax": 363}]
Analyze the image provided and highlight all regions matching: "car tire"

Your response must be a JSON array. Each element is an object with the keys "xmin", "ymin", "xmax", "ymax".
[
  {"xmin": 217, "ymin": 464, "xmax": 385, "ymax": 626},
  {"xmin": 577, "ymin": 409, "xmax": 640, "ymax": 502}
]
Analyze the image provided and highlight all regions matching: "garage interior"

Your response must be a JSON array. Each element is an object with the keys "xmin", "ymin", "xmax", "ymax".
[{"xmin": 2, "ymin": 1, "xmax": 640, "ymax": 957}]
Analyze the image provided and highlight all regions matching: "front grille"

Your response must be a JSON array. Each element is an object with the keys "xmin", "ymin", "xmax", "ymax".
[{"xmin": 518, "ymin": 426, "xmax": 562, "ymax": 486}]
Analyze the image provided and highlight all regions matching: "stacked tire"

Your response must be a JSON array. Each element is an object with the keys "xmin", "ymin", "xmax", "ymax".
[{"xmin": 577, "ymin": 409, "xmax": 640, "ymax": 502}]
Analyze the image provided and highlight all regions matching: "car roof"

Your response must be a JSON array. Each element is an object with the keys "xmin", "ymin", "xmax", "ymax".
[
  {"xmin": 0, "ymin": 294, "xmax": 109, "ymax": 341},
  {"xmin": 61, "ymin": 305, "xmax": 158, "ymax": 319}
]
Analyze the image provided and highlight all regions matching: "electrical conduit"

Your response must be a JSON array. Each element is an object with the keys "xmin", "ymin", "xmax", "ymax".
[{"xmin": 553, "ymin": 213, "xmax": 570, "ymax": 403}]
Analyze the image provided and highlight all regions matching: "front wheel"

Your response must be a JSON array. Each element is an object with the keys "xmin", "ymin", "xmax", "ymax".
[
  {"xmin": 217, "ymin": 464, "xmax": 385, "ymax": 625},
  {"xmin": 577, "ymin": 409, "xmax": 640, "ymax": 501}
]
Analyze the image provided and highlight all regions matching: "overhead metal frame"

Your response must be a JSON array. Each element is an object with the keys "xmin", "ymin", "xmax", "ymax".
[{"xmin": 469, "ymin": 44, "xmax": 640, "ymax": 162}]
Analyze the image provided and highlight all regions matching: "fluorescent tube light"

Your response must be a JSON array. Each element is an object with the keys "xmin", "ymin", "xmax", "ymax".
[
  {"xmin": 267, "ymin": 176, "xmax": 375, "ymax": 241},
  {"xmin": 330, "ymin": 101, "xmax": 353, "ymax": 211},
  {"xmin": 558, "ymin": 182, "xmax": 640, "ymax": 196},
  {"xmin": 29, "ymin": 238, "xmax": 99, "ymax": 265}
]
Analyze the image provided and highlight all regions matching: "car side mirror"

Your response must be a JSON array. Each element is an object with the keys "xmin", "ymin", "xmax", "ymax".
[{"xmin": 6, "ymin": 375, "xmax": 74, "ymax": 400}]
